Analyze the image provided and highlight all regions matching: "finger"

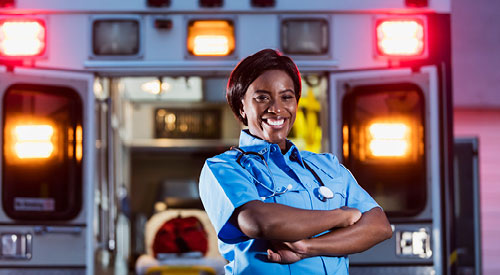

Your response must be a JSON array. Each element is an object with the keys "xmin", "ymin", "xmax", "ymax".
[{"xmin": 267, "ymin": 249, "xmax": 281, "ymax": 263}]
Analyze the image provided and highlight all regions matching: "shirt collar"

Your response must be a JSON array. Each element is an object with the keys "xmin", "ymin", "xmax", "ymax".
[
  {"xmin": 238, "ymin": 130, "xmax": 304, "ymax": 167},
  {"xmin": 285, "ymin": 143, "xmax": 305, "ymax": 167}
]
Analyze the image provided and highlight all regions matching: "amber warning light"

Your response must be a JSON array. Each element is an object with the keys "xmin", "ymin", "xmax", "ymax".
[
  {"xmin": 187, "ymin": 20, "xmax": 235, "ymax": 56},
  {"xmin": 376, "ymin": 19, "xmax": 425, "ymax": 57},
  {"xmin": 0, "ymin": 19, "xmax": 46, "ymax": 57},
  {"xmin": 368, "ymin": 122, "xmax": 410, "ymax": 157},
  {"xmin": 13, "ymin": 125, "xmax": 55, "ymax": 159}
]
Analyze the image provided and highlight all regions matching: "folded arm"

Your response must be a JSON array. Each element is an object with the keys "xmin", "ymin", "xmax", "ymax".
[
  {"xmin": 267, "ymin": 207, "xmax": 392, "ymax": 263},
  {"xmin": 234, "ymin": 200, "xmax": 362, "ymax": 242}
]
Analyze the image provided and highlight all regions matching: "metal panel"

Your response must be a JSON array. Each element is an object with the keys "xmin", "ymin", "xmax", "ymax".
[{"xmin": 0, "ymin": 225, "xmax": 86, "ymax": 266}]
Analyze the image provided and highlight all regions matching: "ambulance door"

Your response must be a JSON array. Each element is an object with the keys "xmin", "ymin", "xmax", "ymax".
[
  {"xmin": 329, "ymin": 67, "xmax": 443, "ymax": 275},
  {"xmin": 0, "ymin": 68, "xmax": 94, "ymax": 274}
]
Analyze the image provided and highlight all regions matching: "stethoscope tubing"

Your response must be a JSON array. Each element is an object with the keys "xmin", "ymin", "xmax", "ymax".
[{"xmin": 231, "ymin": 146, "xmax": 333, "ymax": 201}]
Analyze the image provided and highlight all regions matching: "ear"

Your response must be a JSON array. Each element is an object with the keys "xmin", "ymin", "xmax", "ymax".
[
  {"xmin": 239, "ymin": 108, "xmax": 246, "ymax": 120},
  {"xmin": 239, "ymin": 100, "xmax": 246, "ymax": 119}
]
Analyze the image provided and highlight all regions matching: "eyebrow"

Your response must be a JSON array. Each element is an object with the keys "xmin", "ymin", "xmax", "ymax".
[{"xmin": 254, "ymin": 89, "xmax": 295, "ymax": 94}]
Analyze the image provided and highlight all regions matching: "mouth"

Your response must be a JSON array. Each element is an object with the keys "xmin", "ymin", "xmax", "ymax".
[{"xmin": 262, "ymin": 117, "xmax": 286, "ymax": 128}]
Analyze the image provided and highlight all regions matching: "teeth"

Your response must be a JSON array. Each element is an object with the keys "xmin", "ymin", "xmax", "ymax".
[{"xmin": 267, "ymin": 118, "xmax": 284, "ymax": 126}]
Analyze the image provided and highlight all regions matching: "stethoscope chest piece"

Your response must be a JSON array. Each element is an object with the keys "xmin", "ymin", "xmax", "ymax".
[{"xmin": 315, "ymin": 186, "xmax": 334, "ymax": 202}]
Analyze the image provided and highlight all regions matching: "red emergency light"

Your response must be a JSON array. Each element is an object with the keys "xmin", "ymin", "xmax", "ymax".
[
  {"xmin": 0, "ymin": 0, "xmax": 15, "ymax": 8},
  {"xmin": 375, "ymin": 18, "xmax": 425, "ymax": 58},
  {"xmin": 0, "ymin": 19, "xmax": 46, "ymax": 57}
]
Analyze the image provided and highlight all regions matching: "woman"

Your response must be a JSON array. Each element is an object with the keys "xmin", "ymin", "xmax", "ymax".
[{"xmin": 199, "ymin": 49, "xmax": 392, "ymax": 274}]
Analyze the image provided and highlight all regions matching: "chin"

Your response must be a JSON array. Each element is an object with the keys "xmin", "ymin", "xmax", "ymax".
[{"xmin": 266, "ymin": 134, "xmax": 288, "ymax": 145}]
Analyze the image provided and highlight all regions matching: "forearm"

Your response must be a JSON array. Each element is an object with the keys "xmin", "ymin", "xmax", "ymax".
[
  {"xmin": 236, "ymin": 200, "xmax": 356, "ymax": 242},
  {"xmin": 302, "ymin": 207, "xmax": 392, "ymax": 256}
]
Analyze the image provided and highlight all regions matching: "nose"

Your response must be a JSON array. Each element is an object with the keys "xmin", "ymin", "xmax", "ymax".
[{"xmin": 267, "ymin": 98, "xmax": 283, "ymax": 114}]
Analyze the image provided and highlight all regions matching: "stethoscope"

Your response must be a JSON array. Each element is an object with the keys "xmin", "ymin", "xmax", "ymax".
[{"xmin": 231, "ymin": 147, "xmax": 334, "ymax": 202}]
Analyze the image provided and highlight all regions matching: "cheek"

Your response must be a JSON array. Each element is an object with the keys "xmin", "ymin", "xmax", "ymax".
[{"xmin": 289, "ymin": 106, "xmax": 297, "ymax": 123}]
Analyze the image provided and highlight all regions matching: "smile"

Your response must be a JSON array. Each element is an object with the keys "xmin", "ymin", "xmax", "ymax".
[{"xmin": 263, "ymin": 117, "xmax": 285, "ymax": 127}]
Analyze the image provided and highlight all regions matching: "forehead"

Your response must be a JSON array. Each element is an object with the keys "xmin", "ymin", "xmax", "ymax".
[{"xmin": 248, "ymin": 70, "xmax": 294, "ymax": 91}]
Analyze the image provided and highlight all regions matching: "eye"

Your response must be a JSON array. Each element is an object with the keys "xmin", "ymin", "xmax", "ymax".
[
  {"xmin": 282, "ymin": 94, "xmax": 295, "ymax": 101},
  {"xmin": 255, "ymin": 95, "xmax": 270, "ymax": 102}
]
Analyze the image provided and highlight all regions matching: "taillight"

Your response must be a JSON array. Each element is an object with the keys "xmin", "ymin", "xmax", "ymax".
[
  {"xmin": 342, "ymin": 83, "xmax": 427, "ymax": 216},
  {"xmin": 187, "ymin": 20, "xmax": 235, "ymax": 56},
  {"xmin": 0, "ymin": 19, "xmax": 46, "ymax": 57},
  {"xmin": 376, "ymin": 19, "xmax": 425, "ymax": 57},
  {"xmin": 13, "ymin": 125, "xmax": 55, "ymax": 159},
  {"xmin": 367, "ymin": 122, "xmax": 411, "ymax": 157},
  {"xmin": 0, "ymin": 0, "xmax": 15, "ymax": 8},
  {"xmin": 405, "ymin": 0, "xmax": 428, "ymax": 8},
  {"xmin": 2, "ymin": 84, "xmax": 83, "ymax": 220}
]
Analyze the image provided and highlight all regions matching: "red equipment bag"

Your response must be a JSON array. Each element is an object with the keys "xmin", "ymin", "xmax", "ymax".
[{"xmin": 152, "ymin": 216, "xmax": 208, "ymax": 257}]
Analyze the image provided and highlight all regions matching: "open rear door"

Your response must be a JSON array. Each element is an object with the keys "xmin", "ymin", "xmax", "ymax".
[
  {"xmin": 0, "ymin": 67, "xmax": 94, "ymax": 275},
  {"xmin": 329, "ymin": 66, "xmax": 443, "ymax": 275}
]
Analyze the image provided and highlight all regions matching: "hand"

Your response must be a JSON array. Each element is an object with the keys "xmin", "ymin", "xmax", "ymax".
[
  {"xmin": 340, "ymin": 206, "xmax": 362, "ymax": 227},
  {"xmin": 267, "ymin": 240, "xmax": 309, "ymax": 264}
]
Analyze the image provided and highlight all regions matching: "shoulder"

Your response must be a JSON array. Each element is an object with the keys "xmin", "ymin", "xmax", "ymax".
[
  {"xmin": 204, "ymin": 149, "xmax": 240, "ymax": 167},
  {"xmin": 202, "ymin": 149, "xmax": 249, "ymax": 179}
]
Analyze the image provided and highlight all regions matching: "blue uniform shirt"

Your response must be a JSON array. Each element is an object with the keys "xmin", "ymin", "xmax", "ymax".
[{"xmin": 199, "ymin": 130, "xmax": 380, "ymax": 274}]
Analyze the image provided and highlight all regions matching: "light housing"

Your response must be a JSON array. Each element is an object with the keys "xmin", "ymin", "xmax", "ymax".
[
  {"xmin": 2, "ymin": 84, "xmax": 83, "ymax": 220},
  {"xmin": 405, "ymin": 0, "xmax": 428, "ymax": 8},
  {"xmin": 281, "ymin": 19, "xmax": 328, "ymax": 55},
  {"xmin": 375, "ymin": 18, "xmax": 425, "ymax": 58},
  {"xmin": 93, "ymin": 19, "xmax": 140, "ymax": 56},
  {"xmin": 342, "ymin": 83, "xmax": 426, "ymax": 217},
  {"xmin": 0, "ymin": 19, "xmax": 46, "ymax": 57},
  {"xmin": 251, "ymin": 0, "xmax": 275, "ymax": 7},
  {"xmin": 187, "ymin": 20, "xmax": 235, "ymax": 56},
  {"xmin": 0, "ymin": 0, "xmax": 15, "ymax": 8},
  {"xmin": 199, "ymin": 0, "xmax": 223, "ymax": 8},
  {"xmin": 147, "ymin": 0, "xmax": 170, "ymax": 7}
]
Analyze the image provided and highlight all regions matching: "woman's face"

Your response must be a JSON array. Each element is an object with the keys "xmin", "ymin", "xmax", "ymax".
[{"xmin": 240, "ymin": 70, "xmax": 297, "ymax": 150}]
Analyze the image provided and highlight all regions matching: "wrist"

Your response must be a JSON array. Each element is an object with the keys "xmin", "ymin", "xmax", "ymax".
[{"xmin": 300, "ymin": 238, "xmax": 316, "ymax": 258}]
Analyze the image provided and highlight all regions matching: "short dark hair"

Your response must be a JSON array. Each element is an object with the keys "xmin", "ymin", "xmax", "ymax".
[{"xmin": 226, "ymin": 49, "xmax": 301, "ymax": 125}]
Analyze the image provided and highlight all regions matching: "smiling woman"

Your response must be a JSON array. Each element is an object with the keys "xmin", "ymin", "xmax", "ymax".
[
  {"xmin": 199, "ymin": 49, "xmax": 392, "ymax": 275},
  {"xmin": 240, "ymin": 70, "xmax": 297, "ymax": 150}
]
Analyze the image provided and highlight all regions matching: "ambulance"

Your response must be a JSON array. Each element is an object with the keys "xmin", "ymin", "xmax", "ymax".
[{"xmin": 0, "ymin": 0, "xmax": 472, "ymax": 274}]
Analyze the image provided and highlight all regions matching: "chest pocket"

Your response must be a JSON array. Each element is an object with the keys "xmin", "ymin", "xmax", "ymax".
[{"xmin": 304, "ymin": 159, "xmax": 347, "ymax": 211}]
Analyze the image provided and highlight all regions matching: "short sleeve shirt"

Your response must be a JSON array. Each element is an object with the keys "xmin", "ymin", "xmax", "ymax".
[{"xmin": 199, "ymin": 130, "xmax": 380, "ymax": 275}]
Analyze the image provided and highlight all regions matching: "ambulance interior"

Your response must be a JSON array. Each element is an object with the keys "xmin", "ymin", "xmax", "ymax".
[{"xmin": 93, "ymin": 74, "xmax": 329, "ymax": 273}]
